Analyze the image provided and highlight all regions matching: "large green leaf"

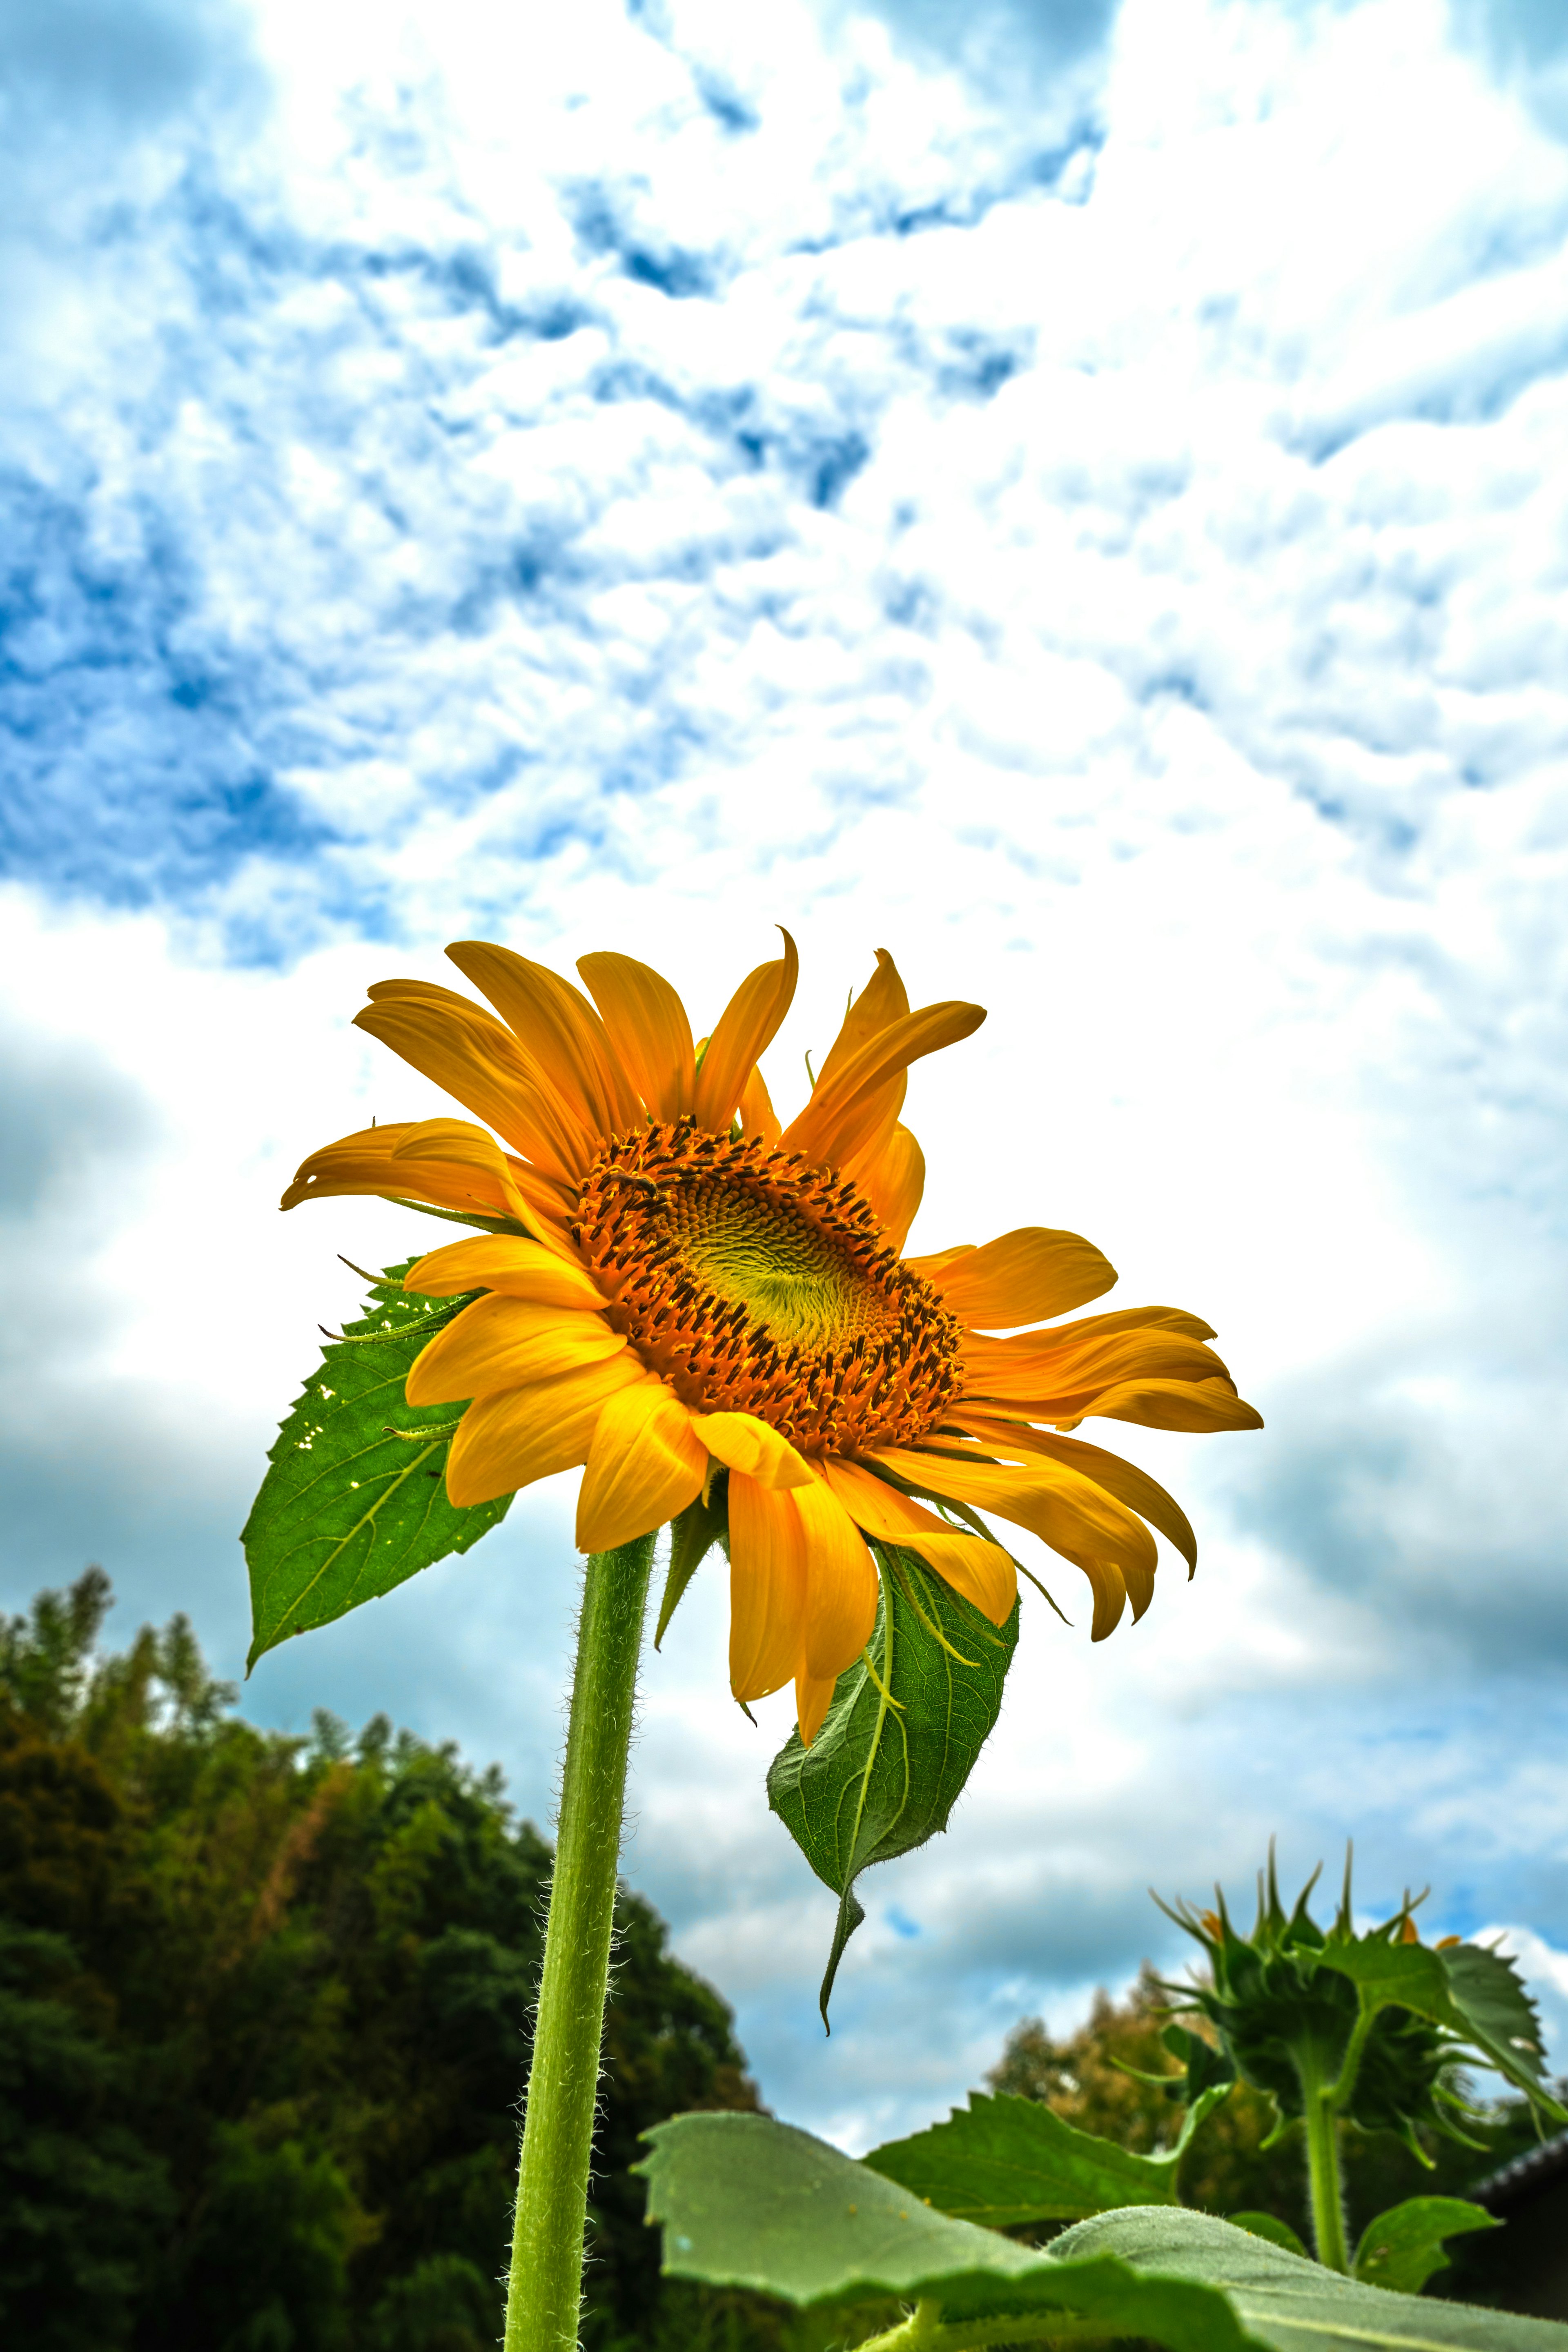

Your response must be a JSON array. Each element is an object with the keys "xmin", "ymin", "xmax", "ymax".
[
  {"xmin": 243, "ymin": 1262, "xmax": 510, "ymax": 1669},
  {"xmin": 637, "ymin": 2111, "xmax": 1255, "ymax": 2345},
  {"xmin": 863, "ymin": 2088, "xmax": 1230, "ymax": 2226},
  {"xmin": 640, "ymin": 2115, "xmax": 1568, "ymax": 2352},
  {"xmin": 766, "ymin": 1548, "xmax": 1019, "ymax": 2023},
  {"xmin": 1054, "ymin": 2206, "xmax": 1568, "ymax": 2352},
  {"xmin": 1352, "ymin": 2198, "xmax": 1499, "ymax": 2295}
]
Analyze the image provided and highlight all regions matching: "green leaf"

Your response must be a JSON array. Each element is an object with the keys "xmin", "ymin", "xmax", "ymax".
[
  {"xmin": 1352, "ymin": 2198, "xmax": 1499, "ymax": 2295},
  {"xmin": 1054, "ymin": 2205, "xmax": 1568, "ymax": 2352},
  {"xmin": 243, "ymin": 1263, "xmax": 510, "ymax": 1669},
  {"xmin": 1229, "ymin": 2214, "xmax": 1310, "ymax": 2258},
  {"xmin": 637, "ymin": 2111, "xmax": 1257, "ymax": 2345},
  {"xmin": 766, "ymin": 1548, "xmax": 1019, "ymax": 2024},
  {"xmin": 1438, "ymin": 1943, "xmax": 1563, "ymax": 2120},
  {"xmin": 1316, "ymin": 1938, "xmax": 1564, "ymax": 2123},
  {"xmin": 864, "ymin": 2090, "xmax": 1188, "ymax": 2226}
]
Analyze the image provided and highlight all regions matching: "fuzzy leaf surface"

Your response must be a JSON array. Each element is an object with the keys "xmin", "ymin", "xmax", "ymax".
[
  {"xmin": 243, "ymin": 1262, "xmax": 510, "ymax": 1668},
  {"xmin": 1054, "ymin": 2205, "xmax": 1568, "ymax": 2352},
  {"xmin": 766, "ymin": 1549, "xmax": 1018, "ymax": 2022},
  {"xmin": 1352, "ymin": 2198, "xmax": 1499, "ymax": 2294},
  {"xmin": 864, "ymin": 2089, "xmax": 1192, "ymax": 2225}
]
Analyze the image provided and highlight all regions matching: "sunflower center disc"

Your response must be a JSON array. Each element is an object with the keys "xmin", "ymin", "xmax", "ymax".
[{"xmin": 574, "ymin": 1119, "xmax": 964, "ymax": 1454}]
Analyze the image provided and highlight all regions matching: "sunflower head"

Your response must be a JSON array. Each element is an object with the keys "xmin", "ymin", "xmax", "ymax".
[{"xmin": 283, "ymin": 931, "xmax": 1261, "ymax": 1742}]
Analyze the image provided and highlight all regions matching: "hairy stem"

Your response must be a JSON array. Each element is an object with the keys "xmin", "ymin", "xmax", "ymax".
[
  {"xmin": 1298, "ymin": 2046, "xmax": 1351, "ymax": 2274},
  {"xmin": 504, "ymin": 1535, "xmax": 657, "ymax": 2351}
]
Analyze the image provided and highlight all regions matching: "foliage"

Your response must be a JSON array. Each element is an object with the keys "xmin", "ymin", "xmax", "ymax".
[
  {"xmin": 986, "ymin": 1968, "xmax": 1543, "ymax": 2255},
  {"xmin": 243, "ymin": 1262, "xmax": 511, "ymax": 1670},
  {"xmin": 0, "ymin": 1571, "xmax": 764, "ymax": 2350},
  {"xmin": 639, "ymin": 2112, "xmax": 1568, "ymax": 2352},
  {"xmin": 767, "ymin": 1550, "xmax": 1018, "ymax": 2021}
]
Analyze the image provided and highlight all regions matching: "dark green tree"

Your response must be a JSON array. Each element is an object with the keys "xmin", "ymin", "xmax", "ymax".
[{"xmin": 0, "ymin": 1571, "xmax": 766, "ymax": 2350}]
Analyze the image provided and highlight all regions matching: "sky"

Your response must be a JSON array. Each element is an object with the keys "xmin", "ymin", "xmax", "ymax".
[{"xmin": 3, "ymin": 0, "xmax": 1568, "ymax": 2152}]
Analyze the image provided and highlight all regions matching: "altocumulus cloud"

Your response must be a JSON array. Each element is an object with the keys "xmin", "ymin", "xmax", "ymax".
[{"xmin": 1, "ymin": 0, "xmax": 1567, "ymax": 2142}]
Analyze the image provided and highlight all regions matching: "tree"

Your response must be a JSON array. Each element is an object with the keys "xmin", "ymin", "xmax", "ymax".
[{"xmin": 0, "ymin": 1572, "xmax": 766, "ymax": 2349}]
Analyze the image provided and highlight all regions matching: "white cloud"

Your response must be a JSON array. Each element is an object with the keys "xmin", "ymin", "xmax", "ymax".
[{"xmin": 2, "ymin": 0, "xmax": 1567, "ymax": 2146}]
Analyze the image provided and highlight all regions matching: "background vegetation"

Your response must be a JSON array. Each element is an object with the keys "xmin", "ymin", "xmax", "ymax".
[{"xmin": 0, "ymin": 1575, "xmax": 1546, "ymax": 2348}]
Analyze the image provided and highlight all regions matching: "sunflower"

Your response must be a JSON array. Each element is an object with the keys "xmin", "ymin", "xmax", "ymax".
[{"xmin": 283, "ymin": 932, "xmax": 1260, "ymax": 1742}]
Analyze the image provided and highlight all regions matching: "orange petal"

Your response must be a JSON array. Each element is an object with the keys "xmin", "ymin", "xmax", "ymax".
[
  {"xmin": 577, "ymin": 950, "xmax": 696, "ymax": 1121},
  {"xmin": 951, "ymin": 1416, "xmax": 1197, "ymax": 1572},
  {"xmin": 814, "ymin": 949, "xmax": 911, "ymax": 1089},
  {"xmin": 819, "ymin": 1459, "xmax": 1016, "ymax": 1626},
  {"xmin": 282, "ymin": 1122, "xmax": 519, "ymax": 1222},
  {"xmin": 448, "ymin": 940, "xmax": 640, "ymax": 1142},
  {"xmin": 388, "ymin": 1118, "xmax": 546, "ymax": 1237},
  {"xmin": 690, "ymin": 1411, "xmax": 814, "ymax": 1489},
  {"xmin": 873, "ymin": 1443, "xmax": 1154, "ymax": 1642},
  {"xmin": 404, "ymin": 1235, "xmax": 607, "ymax": 1310},
  {"xmin": 576, "ymin": 1382, "xmax": 706, "ymax": 1552},
  {"xmin": 357, "ymin": 987, "xmax": 595, "ymax": 1181},
  {"xmin": 692, "ymin": 929, "xmax": 799, "ymax": 1136},
  {"xmin": 856, "ymin": 1122, "xmax": 925, "ymax": 1251},
  {"xmin": 1057, "ymin": 1378, "xmax": 1265, "ymax": 1434},
  {"xmin": 912, "ymin": 1228, "xmax": 1117, "ymax": 1328},
  {"xmin": 446, "ymin": 1354, "xmax": 644, "ymax": 1507},
  {"xmin": 795, "ymin": 1668, "xmax": 840, "ymax": 1747},
  {"xmin": 781, "ymin": 998, "xmax": 986, "ymax": 1172},
  {"xmin": 728, "ymin": 1473, "xmax": 806, "ymax": 1702},
  {"xmin": 737, "ymin": 1062, "xmax": 782, "ymax": 1144},
  {"xmin": 959, "ymin": 1322, "xmax": 1236, "ymax": 1414},
  {"xmin": 795, "ymin": 1473, "xmax": 878, "ymax": 1681},
  {"xmin": 406, "ymin": 1295, "xmax": 624, "ymax": 1407}
]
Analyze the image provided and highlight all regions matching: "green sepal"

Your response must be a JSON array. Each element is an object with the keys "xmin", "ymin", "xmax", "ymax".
[
  {"xmin": 1352, "ymin": 2197, "xmax": 1500, "ymax": 2295},
  {"xmin": 766, "ymin": 1547, "xmax": 1018, "ymax": 2026},
  {"xmin": 656, "ymin": 1476, "xmax": 729, "ymax": 1649},
  {"xmin": 242, "ymin": 1261, "xmax": 510, "ymax": 1669}
]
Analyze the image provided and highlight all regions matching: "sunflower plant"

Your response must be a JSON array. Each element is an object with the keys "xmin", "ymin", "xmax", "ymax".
[{"xmin": 244, "ymin": 932, "xmax": 1261, "ymax": 2352}]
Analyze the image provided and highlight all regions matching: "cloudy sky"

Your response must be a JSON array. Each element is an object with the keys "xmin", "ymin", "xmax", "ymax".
[{"xmin": 4, "ymin": 0, "xmax": 1568, "ymax": 2151}]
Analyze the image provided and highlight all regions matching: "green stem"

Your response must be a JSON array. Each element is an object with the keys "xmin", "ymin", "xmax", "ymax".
[
  {"xmin": 504, "ymin": 1535, "xmax": 657, "ymax": 2352},
  {"xmin": 1298, "ymin": 2046, "xmax": 1351, "ymax": 2274}
]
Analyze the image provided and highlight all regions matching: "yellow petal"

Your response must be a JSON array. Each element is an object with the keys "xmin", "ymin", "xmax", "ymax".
[
  {"xmin": 690, "ymin": 1411, "xmax": 814, "ymax": 1490},
  {"xmin": 577, "ymin": 950, "xmax": 696, "ymax": 1122},
  {"xmin": 1057, "ymin": 1378, "xmax": 1265, "ymax": 1434},
  {"xmin": 737, "ymin": 1061, "xmax": 781, "ymax": 1144},
  {"xmin": 404, "ymin": 1234, "xmax": 607, "ymax": 1309},
  {"xmin": 872, "ymin": 1443, "xmax": 1154, "ymax": 1642},
  {"xmin": 856, "ymin": 1122, "xmax": 925, "ymax": 1251},
  {"xmin": 795, "ymin": 1473, "xmax": 878, "ymax": 1682},
  {"xmin": 356, "ymin": 986, "xmax": 595, "ymax": 1181},
  {"xmin": 728, "ymin": 1474, "xmax": 806, "ymax": 1702},
  {"xmin": 814, "ymin": 949, "xmax": 911, "ymax": 1090},
  {"xmin": 959, "ymin": 1321, "xmax": 1237, "ymax": 1415},
  {"xmin": 282, "ymin": 1122, "xmax": 519, "ymax": 1222},
  {"xmin": 692, "ymin": 929, "xmax": 799, "ymax": 1136},
  {"xmin": 913, "ymin": 1227, "xmax": 1117, "ymax": 1328},
  {"xmin": 952, "ymin": 1416, "xmax": 1198, "ymax": 1572},
  {"xmin": 819, "ymin": 1459, "xmax": 1016, "ymax": 1626},
  {"xmin": 445, "ymin": 1354, "xmax": 644, "ymax": 1507},
  {"xmin": 448, "ymin": 940, "xmax": 641, "ymax": 1142},
  {"xmin": 406, "ymin": 1295, "xmax": 624, "ymax": 1407},
  {"xmin": 575, "ymin": 1382, "xmax": 706, "ymax": 1552},
  {"xmin": 388, "ymin": 1118, "xmax": 546, "ymax": 1237},
  {"xmin": 794, "ymin": 1668, "xmax": 839, "ymax": 1747},
  {"xmin": 780, "ymin": 997, "xmax": 986, "ymax": 1172}
]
